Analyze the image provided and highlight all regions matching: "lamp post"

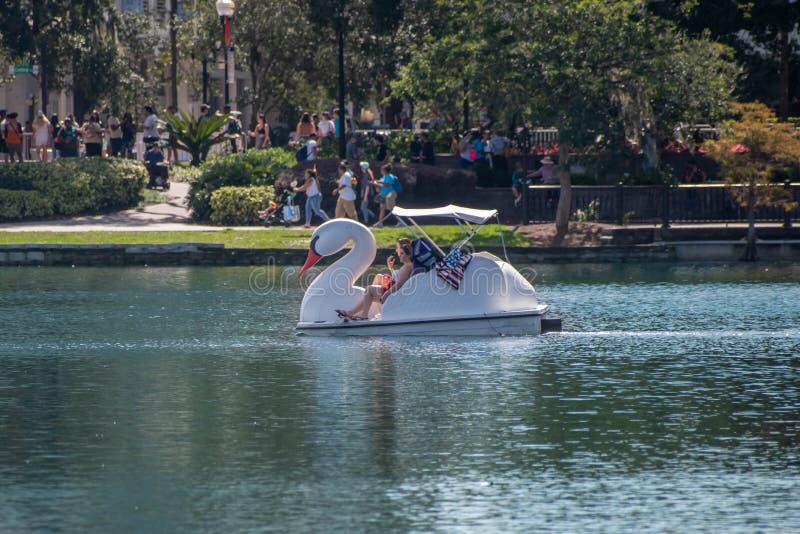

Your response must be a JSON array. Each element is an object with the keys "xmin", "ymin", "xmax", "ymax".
[
  {"xmin": 215, "ymin": 0, "xmax": 235, "ymax": 108},
  {"xmin": 336, "ymin": 4, "xmax": 349, "ymax": 160}
]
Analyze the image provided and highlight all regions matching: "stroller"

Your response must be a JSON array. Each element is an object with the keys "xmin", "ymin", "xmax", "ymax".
[{"xmin": 259, "ymin": 189, "xmax": 301, "ymax": 227}]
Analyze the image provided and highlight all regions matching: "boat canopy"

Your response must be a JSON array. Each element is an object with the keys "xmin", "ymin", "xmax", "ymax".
[
  {"xmin": 391, "ymin": 204, "xmax": 504, "ymax": 256},
  {"xmin": 391, "ymin": 205, "xmax": 498, "ymax": 225}
]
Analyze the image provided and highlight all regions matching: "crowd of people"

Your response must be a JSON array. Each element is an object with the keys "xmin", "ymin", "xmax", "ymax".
[
  {"xmin": 0, "ymin": 102, "xmax": 570, "ymax": 212},
  {"xmin": 288, "ymin": 161, "xmax": 402, "ymax": 229},
  {"xmin": 0, "ymin": 107, "xmax": 140, "ymax": 163}
]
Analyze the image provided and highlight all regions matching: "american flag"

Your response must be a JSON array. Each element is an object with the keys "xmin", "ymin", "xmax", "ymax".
[{"xmin": 435, "ymin": 249, "xmax": 473, "ymax": 290}]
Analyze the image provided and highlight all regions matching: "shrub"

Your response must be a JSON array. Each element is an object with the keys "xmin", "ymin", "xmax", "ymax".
[
  {"xmin": 164, "ymin": 111, "xmax": 231, "ymax": 166},
  {"xmin": 0, "ymin": 189, "xmax": 53, "ymax": 219},
  {"xmin": 386, "ymin": 130, "xmax": 416, "ymax": 163},
  {"xmin": 209, "ymin": 186, "xmax": 275, "ymax": 226},
  {"xmin": 0, "ymin": 158, "xmax": 146, "ymax": 220},
  {"xmin": 189, "ymin": 148, "xmax": 294, "ymax": 221}
]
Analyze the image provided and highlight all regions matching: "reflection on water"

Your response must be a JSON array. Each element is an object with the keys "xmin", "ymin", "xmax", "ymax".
[{"xmin": 0, "ymin": 264, "xmax": 798, "ymax": 532}]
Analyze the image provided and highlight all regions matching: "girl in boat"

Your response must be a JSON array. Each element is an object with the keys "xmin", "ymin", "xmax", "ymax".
[{"xmin": 336, "ymin": 238, "xmax": 413, "ymax": 321}]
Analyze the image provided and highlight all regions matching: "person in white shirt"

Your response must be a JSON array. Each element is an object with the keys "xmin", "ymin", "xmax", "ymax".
[
  {"xmin": 293, "ymin": 168, "xmax": 330, "ymax": 228},
  {"xmin": 306, "ymin": 133, "xmax": 318, "ymax": 161},
  {"xmin": 317, "ymin": 111, "xmax": 335, "ymax": 140},
  {"xmin": 334, "ymin": 161, "xmax": 358, "ymax": 219},
  {"xmin": 142, "ymin": 106, "xmax": 160, "ymax": 147}
]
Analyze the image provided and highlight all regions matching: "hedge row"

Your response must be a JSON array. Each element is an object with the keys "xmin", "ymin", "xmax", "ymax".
[
  {"xmin": 0, "ymin": 158, "xmax": 147, "ymax": 220},
  {"xmin": 209, "ymin": 186, "xmax": 275, "ymax": 226},
  {"xmin": 188, "ymin": 148, "xmax": 295, "ymax": 221}
]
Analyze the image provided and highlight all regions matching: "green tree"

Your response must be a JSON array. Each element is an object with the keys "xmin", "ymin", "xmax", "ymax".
[
  {"xmin": 706, "ymin": 102, "xmax": 800, "ymax": 261},
  {"xmin": 110, "ymin": 11, "xmax": 165, "ymax": 115},
  {"xmin": 394, "ymin": 0, "xmax": 737, "ymax": 234},
  {"xmin": 649, "ymin": 0, "xmax": 800, "ymax": 121}
]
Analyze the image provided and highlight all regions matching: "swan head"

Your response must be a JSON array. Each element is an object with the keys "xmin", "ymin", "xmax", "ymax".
[{"xmin": 299, "ymin": 218, "xmax": 376, "ymax": 275}]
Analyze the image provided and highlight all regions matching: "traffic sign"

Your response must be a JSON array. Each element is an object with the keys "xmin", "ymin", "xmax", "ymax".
[{"xmin": 10, "ymin": 65, "xmax": 38, "ymax": 75}]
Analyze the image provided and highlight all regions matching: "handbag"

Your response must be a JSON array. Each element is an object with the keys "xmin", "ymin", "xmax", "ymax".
[{"xmin": 374, "ymin": 194, "xmax": 384, "ymax": 205}]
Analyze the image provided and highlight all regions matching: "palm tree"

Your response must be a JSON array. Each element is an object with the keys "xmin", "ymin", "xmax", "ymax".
[{"xmin": 165, "ymin": 111, "xmax": 231, "ymax": 166}]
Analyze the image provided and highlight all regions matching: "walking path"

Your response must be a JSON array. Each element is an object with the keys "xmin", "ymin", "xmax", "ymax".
[
  {"xmin": 0, "ymin": 182, "xmax": 263, "ymax": 232},
  {"xmin": 0, "ymin": 182, "xmax": 794, "ymax": 237}
]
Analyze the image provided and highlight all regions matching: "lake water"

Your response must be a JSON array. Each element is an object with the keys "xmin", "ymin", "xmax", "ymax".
[{"xmin": 0, "ymin": 264, "xmax": 798, "ymax": 532}]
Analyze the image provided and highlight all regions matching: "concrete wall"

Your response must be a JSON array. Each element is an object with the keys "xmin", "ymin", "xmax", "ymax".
[{"xmin": 2, "ymin": 241, "xmax": 799, "ymax": 267}]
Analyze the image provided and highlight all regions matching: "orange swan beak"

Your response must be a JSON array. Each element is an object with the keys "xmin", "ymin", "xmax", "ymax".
[{"xmin": 299, "ymin": 249, "xmax": 323, "ymax": 276}]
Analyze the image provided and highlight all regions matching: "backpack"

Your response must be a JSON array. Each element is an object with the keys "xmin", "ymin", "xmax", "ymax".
[
  {"xmin": 227, "ymin": 119, "xmax": 241, "ymax": 134},
  {"xmin": 411, "ymin": 238, "xmax": 443, "ymax": 275},
  {"xmin": 389, "ymin": 174, "xmax": 403, "ymax": 194},
  {"xmin": 295, "ymin": 144, "xmax": 308, "ymax": 162}
]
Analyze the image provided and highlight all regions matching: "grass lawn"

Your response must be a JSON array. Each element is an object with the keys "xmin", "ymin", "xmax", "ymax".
[{"xmin": 0, "ymin": 225, "xmax": 530, "ymax": 249}]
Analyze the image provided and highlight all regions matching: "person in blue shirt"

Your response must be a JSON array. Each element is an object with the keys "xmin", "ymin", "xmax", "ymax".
[
  {"xmin": 144, "ymin": 143, "xmax": 166, "ymax": 188},
  {"xmin": 372, "ymin": 164, "xmax": 399, "ymax": 228}
]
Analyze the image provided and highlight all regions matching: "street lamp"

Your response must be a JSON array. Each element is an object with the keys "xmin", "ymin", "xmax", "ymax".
[
  {"xmin": 215, "ymin": 0, "xmax": 235, "ymax": 108},
  {"xmin": 336, "ymin": 5, "xmax": 350, "ymax": 159}
]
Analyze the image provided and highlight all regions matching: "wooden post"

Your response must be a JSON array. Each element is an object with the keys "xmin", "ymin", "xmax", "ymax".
[
  {"xmin": 616, "ymin": 181, "xmax": 624, "ymax": 225},
  {"xmin": 784, "ymin": 179, "xmax": 792, "ymax": 229},
  {"xmin": 662, "ymin": 182, "xmax": 671, "ymax": 229}
]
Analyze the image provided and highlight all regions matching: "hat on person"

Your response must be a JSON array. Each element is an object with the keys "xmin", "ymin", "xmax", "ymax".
[
  {"xmin": 359, "ymin": 161, "xmax": 370, "ymax": 169},
  {"xmin": 7, "ymin": 112, "xmax": 18, "ymax": 119},
  {"xmin": 37, "ymin": 110, "xmax": 44, "ymax": 117},
  {"xmin": 540, "ymin": 156, "xmax": 554, "ymax": 164}
]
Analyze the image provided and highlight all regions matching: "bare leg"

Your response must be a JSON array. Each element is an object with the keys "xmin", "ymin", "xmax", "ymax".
[{"xmin": 339, "ymin": 286, "xmax": 382, "ymax": 319}]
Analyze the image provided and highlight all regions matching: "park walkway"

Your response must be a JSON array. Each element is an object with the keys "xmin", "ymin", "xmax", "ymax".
[{"xmin": 0, "ymin": 182, "xmax": 233, "ymax": 232}]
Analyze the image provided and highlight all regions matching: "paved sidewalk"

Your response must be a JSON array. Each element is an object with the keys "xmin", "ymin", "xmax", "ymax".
[{"xmin": 0, "ymin": 182, "xmax": 241, "ymax": 232}]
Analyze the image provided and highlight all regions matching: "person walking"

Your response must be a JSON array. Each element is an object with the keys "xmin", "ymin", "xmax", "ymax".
[
  {"xmin": 32, "ymin": 111, "xmax": 52, "ymax": 162},
  {"xmin": 121, "ymin": 112, "xmax": 136, "ymax": 158},
  {"xmin": 358, "ymin": 161, "xmax": 376, "ymax": 225},
  {"xmin": 295, "ymin": 112, "xmax": 316, "ymax": 142},
  {"xmin": 249, "ymin": 112, "xmax": 270, "ymax": 149},
  {"xmin": 333, "ymin": 161, "xmax": 358, "ymax": 219},
  {"xmin": 293, "ymin": 168, "xmax": 329, "ymax": 228},
  {"xmin": 142, "ymin": 105, "xmax": 160, "ymax": 148},
  {"xmin": 0, "ymin": 109, "xmax": 7, "ymax": 163},
  {"xmin": 489, "ymin": 131, "xmax": 510, "ymax": 178},
  {"xmin": 49, "ymin": 114, "xmax": 60, "ymax": 159},
  {"xmin": 373, "ymin": 164, "xmax": 399, "ymax": 228},
  {"xmin": 4, "ymin": 112, "xmax": 24, "ymax": 163},
  {"xmin": 317, "ymin": 111, "xmax": 335, "ymax": 144},
  {"xmin": 80, "ymin": 111, "xmax": 104, "ymax": 157},
  {"xmin": 55, "ymin": 117, "xmax": 79, "ymax": 158},
  {"xmin": 223, "ymin": 105, "xmax": 242, "ymax": 154},
  {"xmin": 107, "ymin": 114, "xmax": 123, "ymax": 157},
  {"xmin": 333, "ymin": 108, "xmax": 346, "ymax": 139}
]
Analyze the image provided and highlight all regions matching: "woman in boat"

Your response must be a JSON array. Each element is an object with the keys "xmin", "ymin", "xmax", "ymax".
[{"xmin": 336, "ymin": 238, "xmax": 413, "ymax": 321}]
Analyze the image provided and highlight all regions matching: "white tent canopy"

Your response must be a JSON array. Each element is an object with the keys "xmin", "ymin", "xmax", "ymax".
[{"xmin": 392, "ymin": 205, "xmax": 498, "ymax": 225}]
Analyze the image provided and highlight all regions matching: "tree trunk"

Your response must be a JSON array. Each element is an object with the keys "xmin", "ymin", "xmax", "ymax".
[
  {"xmin": 169, "ymin": 0, "xmax": 179, "ymax": 108},
  {"xmin": 779, "ymin": 29, "xmax": 789, "ymax": 122},
  {"xmin": 742, "ymin": 182, "xmax": 758, "ymax": 261},
  {"xmin": 337, "ymin": 22, "xmax": 346, "ymax": 159},
  {"xmin": 555, "ymin": 142, "xmax": 572, "ymax": 235},
  {"xmin": 248, "ymin": 50, "xmax": 261, "ymax": 129},
  {"xmin": 462, "ymin": 77, "xmax": 469, "ymax": 131}
]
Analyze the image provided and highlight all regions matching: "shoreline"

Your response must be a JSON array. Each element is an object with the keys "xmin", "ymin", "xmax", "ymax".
[{"xmin": 2, "ymin": 241, "xmax": 799, "ymax": 266}]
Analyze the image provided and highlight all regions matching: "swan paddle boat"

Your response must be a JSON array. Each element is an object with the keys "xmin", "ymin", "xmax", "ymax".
[{"xmin": 296, "ymin": 205, "xmax": 552, "ymax": 336}]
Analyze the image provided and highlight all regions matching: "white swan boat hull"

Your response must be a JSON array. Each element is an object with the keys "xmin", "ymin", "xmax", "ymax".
[
  {"xmin": 296, "ymin": 306, "xmax": 550, "ymax": 336},
  {"xmin": 296, "ymin": 216, "xmax": 557, "ymax": 338}
]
